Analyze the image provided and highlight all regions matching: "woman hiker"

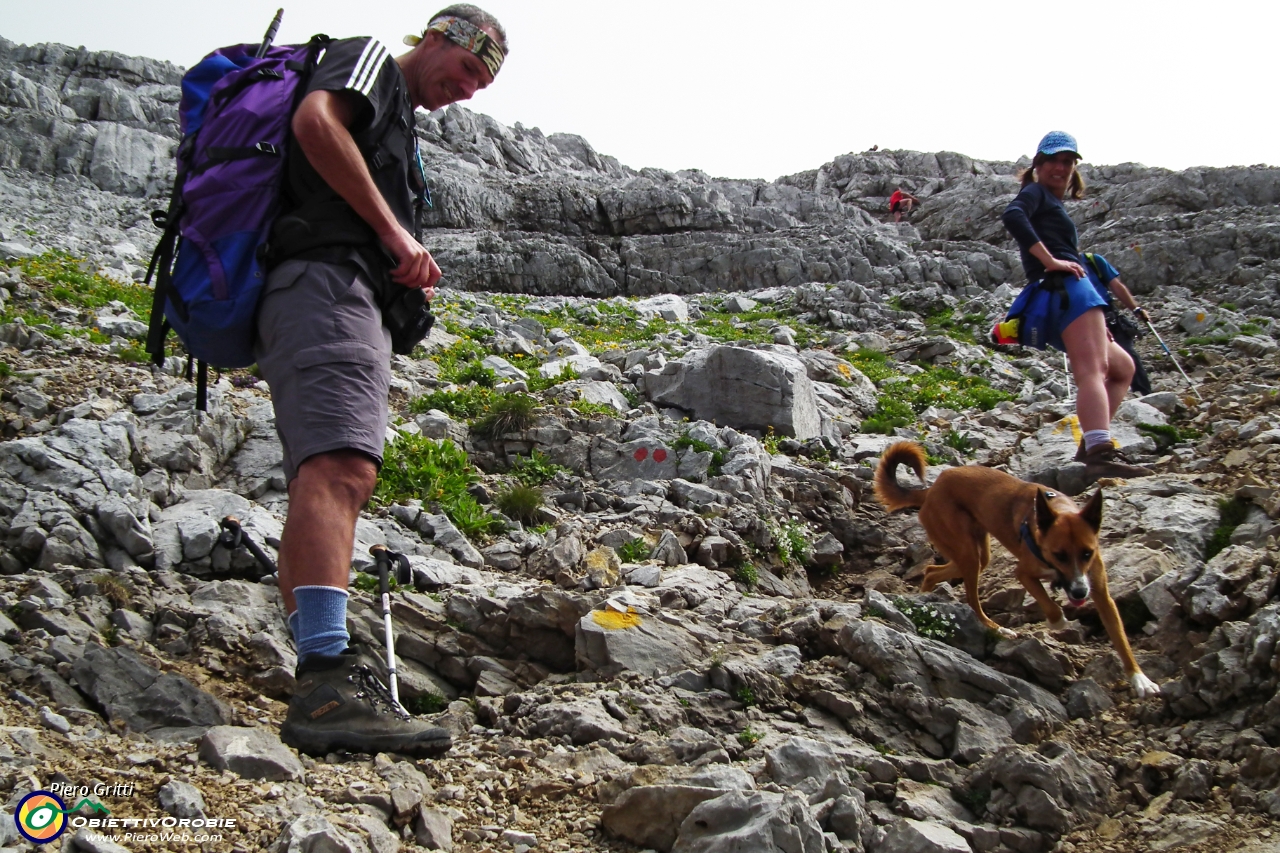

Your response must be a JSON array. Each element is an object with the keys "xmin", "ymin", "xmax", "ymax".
[{"xmin": 1001, "ymin": 131, "xmax": 1153, "ymax": 483}]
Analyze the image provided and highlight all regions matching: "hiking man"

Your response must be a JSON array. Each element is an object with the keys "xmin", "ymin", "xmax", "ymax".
[
  {"xmin": 257, "ymin": 4, "xmax": 508, "ymax": 757},
  {"xmin": 889, "ymin": 187, "xmax": 919, "ymax": 222}
]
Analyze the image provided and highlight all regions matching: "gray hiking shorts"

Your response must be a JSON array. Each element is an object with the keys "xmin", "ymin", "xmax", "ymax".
[{"xmin": 254, "ymin": 259, "xmax": 391, "ymax": 485}]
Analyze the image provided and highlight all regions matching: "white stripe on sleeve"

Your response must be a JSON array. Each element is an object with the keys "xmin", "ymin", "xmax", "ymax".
[{"xmin": 347, "ymin": 40, "xmax": 389, "ymax": 97}]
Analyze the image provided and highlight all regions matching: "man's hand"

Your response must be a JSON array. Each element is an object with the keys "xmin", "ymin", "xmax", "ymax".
[
  {"xmin": 381, "ymin": 226, "xmax": 442, "ymax": 297},
  {"xmin": 1133, "ymin": 306, "xmax": 1149, "ymax": 323}
]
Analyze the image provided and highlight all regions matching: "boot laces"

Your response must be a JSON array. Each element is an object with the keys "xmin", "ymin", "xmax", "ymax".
[{"xmin": 349, "ymin": 664, "xmax": 411, "ymax": 720}]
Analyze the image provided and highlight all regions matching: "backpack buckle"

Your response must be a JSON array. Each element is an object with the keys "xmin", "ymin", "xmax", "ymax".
[{"xmin": 256, "ymin": 142, "xmax": 279, "ymax": 155}]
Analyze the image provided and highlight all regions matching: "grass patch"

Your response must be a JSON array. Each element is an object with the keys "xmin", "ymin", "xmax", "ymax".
[
  {"xmin": 737, "ymin": 726, "xmax": 763, "ymax": 748},
  {"xmin": 569, "ymin": 399, "xmax": 617, "ymax": 417},
  {"xmin": 772, "ymin": 520, "xmax": 813, "ymax": 566},
  {"xmin": 409, "ymin": 385, "xmax": 495, "ymax": 419},
  {"xmin": 0, "ymin": 362, "xmax": 10, "ymax": 378},
  {"xmin": 892, "ymin": 596, "xmax": 957, "ymax": 642},
  {"xmin": 733, "ymin": 686, "xmax": 756, "ymax": 706},
  {"xmin": 862, "ymin": 365, "xmax": 1012, "ymax": 433},
  {"xmin": 617, "ymin": 538, "xmax": 650, "ymax": 563},
  {"xmin": 735, "ymin": 563, "xmax": 759, "ymax": 587},
  {"xmin": 527, "ymin": 363, "xmax": 579, "ymax": 392},
  {"xmin": 510, "ymin": 450, "xmax": 566, "ymax": 486},
  {"xmin": 1205, "ymin": 497, "xmax": 1251, "ymax": 561},
  {"xmin": 91, "ymin": 573, "xmax": 132, "ymax": 609},
  {"xmin": 944, "ymin": 430, "xmax": 973, "ymax": 454},
  {"xmin": 925, "ymin": 308, "xmax": 977, "ymax": 343},
  {"xmin": 9, "ymin": 249, "xmax": 153, "ymax": 317},
  {"xmin": 442, "ymin": 359, "xmax": 496, "ymax": 388},
  {"xmin": 1184, "ymin": 335, "xmax": 1234, "ymax": 346},
  {"xmin": 495, "ymin": 484, "xmax": 544, "ymax": 525},
  {"xmin": 472, "ymin": 393, "xmax": 537, "ymax": 439},
  {"xmin": 373, "ymin": 435, "xmax": 502, "ymax": 540}
]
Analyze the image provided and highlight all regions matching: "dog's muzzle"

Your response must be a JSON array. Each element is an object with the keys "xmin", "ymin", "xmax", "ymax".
[{"xmin": 1053, "ymin": 577, "xmax": 1090, "ymax": 607}]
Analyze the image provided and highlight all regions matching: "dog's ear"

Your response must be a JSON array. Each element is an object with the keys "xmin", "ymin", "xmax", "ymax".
[
  {"xmin": 1080, "ymin": 488, "xmax": 1103, "ymax": 533},
  {"xmin": 1035, "ymin": 488, "xmax": 1056, "ymax": 533}
]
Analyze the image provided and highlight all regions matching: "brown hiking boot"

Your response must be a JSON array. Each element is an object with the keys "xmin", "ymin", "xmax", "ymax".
[
  {"xmin": 1073, "ymin": 440, "xmax": 1087, "ymax": 462},
  {"xmin": 281, "ymin": 650, "xmax": 452, "ymax": 758},
  {"xmin": 1081, "ymin": 442, "xmax": 1153, "ymax": 483}
]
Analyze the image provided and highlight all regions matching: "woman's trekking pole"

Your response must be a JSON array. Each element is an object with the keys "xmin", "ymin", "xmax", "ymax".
[
  {"xmin": 369, "ymin": 545, "xmax": 414, "ymax": 711},
  {"xmin": 1142, "ymin": 318, "xmax": 1204, "ymax": 402},
  {"xmin": 1063, "ymin": 353, "xmax": 1072, "ymax": 403},
  {"xmin": 255, "ymin": 8, "xmax": 285, "ymax": 58}
]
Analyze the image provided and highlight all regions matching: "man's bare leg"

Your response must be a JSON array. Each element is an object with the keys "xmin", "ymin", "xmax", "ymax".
[{"xmin": 278, "ymin": 449, "xmax": 378, "ymax": 615}]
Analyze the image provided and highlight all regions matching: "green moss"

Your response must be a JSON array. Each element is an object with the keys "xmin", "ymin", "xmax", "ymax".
[
  {"xmin": 404, "ymin": 693, "xmax": 448, "ymax": 715},
  {"xmin": 1205, "ymin": 497, "xmax": 1251, "ymax": 561}
]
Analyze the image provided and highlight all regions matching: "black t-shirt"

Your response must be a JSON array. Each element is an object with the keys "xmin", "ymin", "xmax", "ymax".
[
  {"xmin": 271, "ymin": 37, "xmax": 418, "ymax": 274},
  {"xmin": 1001, "ymin": 182, "xmax": 1080, "ymax": 282}
]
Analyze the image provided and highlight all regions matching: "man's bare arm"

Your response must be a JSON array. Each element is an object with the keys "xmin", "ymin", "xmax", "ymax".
[{"xmin": 291, "ymin": 90, "xmax": 440, "ymax": 292}]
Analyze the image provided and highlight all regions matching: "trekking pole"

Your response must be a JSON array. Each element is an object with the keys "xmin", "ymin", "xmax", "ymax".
[
  {"xmin": 219, "ymin": 515, "xmax": 278, "ymax": 575},
  {"xmin": 255, "ymin": 8, "xmax": 285, "ymax": 58},
  {"xmin": 369, "ymin": 545, "xmax": 414, "ymax": 711},
  {"xmin": 1063, "ymin": 353, "xmax": 1072, "ymax": 403},
  {"xmin": 1142, "ymin": 318, "xmax": 1204, "ymax": 403}
]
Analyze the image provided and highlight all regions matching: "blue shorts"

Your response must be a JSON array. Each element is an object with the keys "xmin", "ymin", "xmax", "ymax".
[{"xmin": 1007, "ymin": 273, "xmax": 1109, "ymax": 352}]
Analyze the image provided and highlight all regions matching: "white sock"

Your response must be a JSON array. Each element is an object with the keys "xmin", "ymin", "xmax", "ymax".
[{"xmin": 1083, "ymin": 429, "xmax": 1111, "ymax": 450}]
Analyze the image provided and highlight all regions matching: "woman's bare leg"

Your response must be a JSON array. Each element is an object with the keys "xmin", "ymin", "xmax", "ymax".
[{"xmin": 1061, "ymin": 308, "xmax": 1111, "ymax": 433}]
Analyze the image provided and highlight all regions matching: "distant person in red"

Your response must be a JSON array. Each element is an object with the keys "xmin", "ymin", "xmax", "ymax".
[{"xmin": 889, "ymin": 188, "xmax": 919, "ymax": 222}]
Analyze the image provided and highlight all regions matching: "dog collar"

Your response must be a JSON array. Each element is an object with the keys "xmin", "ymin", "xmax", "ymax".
[
  {"xmin": 1020, "ymin": 490, "xmax": 1058, "ymax": 569},
  {"xmin": 1020, "ymin": 520, "xmax": 1053, "ymax": 568}
]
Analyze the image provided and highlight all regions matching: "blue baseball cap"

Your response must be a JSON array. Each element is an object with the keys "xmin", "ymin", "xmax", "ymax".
[{"xmin": 1037, "ymin": 131, "xmax": 1080, "ymax": 159}]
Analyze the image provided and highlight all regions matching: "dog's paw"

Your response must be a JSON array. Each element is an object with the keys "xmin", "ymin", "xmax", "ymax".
[
  {"xmin": 1130, "ymin": 672, "xmax": 1161, "ymax": 698},
  {"xmin": 996, "ymin": 626, "xmax": 1018, "ymax": 640}
]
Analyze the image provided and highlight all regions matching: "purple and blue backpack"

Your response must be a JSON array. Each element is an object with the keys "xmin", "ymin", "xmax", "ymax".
[{"xmin": 145, "ymin": 34, "xmax": 329, "ymax": 401}]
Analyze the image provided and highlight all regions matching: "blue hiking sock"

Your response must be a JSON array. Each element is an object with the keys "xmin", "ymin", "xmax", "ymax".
[
  {"xmin": 287, "ymin": 610, "xmax": 301, "ymax": 644},
  {"xmin": 293, "ymin": 586, "xmax": 351, "ymax": 660},
  {"xmin": 1083, "ymin": 429, "xmax": 1111, "ymax": 450}
]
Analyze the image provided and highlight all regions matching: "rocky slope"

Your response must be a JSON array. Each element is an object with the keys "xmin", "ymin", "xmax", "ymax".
[{"xmin": 0, "ymin": 34, "xmax": 1278, "ymax": 853}]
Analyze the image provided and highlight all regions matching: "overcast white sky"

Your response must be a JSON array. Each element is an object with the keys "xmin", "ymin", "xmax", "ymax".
[{"xmin": 1, "ymin": 1, "xmax": 1274, "ymax": 180}]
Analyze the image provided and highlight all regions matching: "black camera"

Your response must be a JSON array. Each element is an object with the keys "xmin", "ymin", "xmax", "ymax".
[{"xmin": 382, "ymin": 286, "xmax": 436, "ymax": 355}]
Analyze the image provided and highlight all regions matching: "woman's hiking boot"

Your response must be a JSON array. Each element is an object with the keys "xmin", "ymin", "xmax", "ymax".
[
  {"xmin": 280, "ymin": 650, "xmax": 452, "ymax": 758},
  {"xmin": 1081, "ymin": 442, "xmax": 1153, "ymax": 483}
]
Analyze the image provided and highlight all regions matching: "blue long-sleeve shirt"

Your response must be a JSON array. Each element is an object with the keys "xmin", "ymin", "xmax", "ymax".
[{"xmin": 1001, "ymin": 182, "xmax": 1080, "ymax": 281}]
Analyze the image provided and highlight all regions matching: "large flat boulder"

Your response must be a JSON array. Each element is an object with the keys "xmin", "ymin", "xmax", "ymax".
[{"xmin": 644, "ymin": 346, "xmax": 822, "ymax": 439}]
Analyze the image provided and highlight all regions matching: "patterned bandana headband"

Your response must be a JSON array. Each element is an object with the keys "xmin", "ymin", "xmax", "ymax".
[{"xmin": 404, "ymin": 16, "xmax": 505, "ymax": 77}]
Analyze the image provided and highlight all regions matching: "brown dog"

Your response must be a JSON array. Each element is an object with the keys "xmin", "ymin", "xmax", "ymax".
[{"xmin": 874, "ymin": 441, "xmax": 1159, "ymax": 697}]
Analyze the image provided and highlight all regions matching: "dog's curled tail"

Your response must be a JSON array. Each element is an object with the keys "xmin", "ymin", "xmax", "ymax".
[{"xmin": 873, "ymin": 441, "xmax": 930, "ymax": 512}]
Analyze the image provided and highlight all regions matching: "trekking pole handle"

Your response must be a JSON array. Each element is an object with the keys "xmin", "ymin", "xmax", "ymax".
[
  {"xmin": 370, "ymin": 545, "xmax": 392, "ymax": 596},
  {"xmin": 255, "ymin": 8, "xmax": 285, "ymax": 58}
]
